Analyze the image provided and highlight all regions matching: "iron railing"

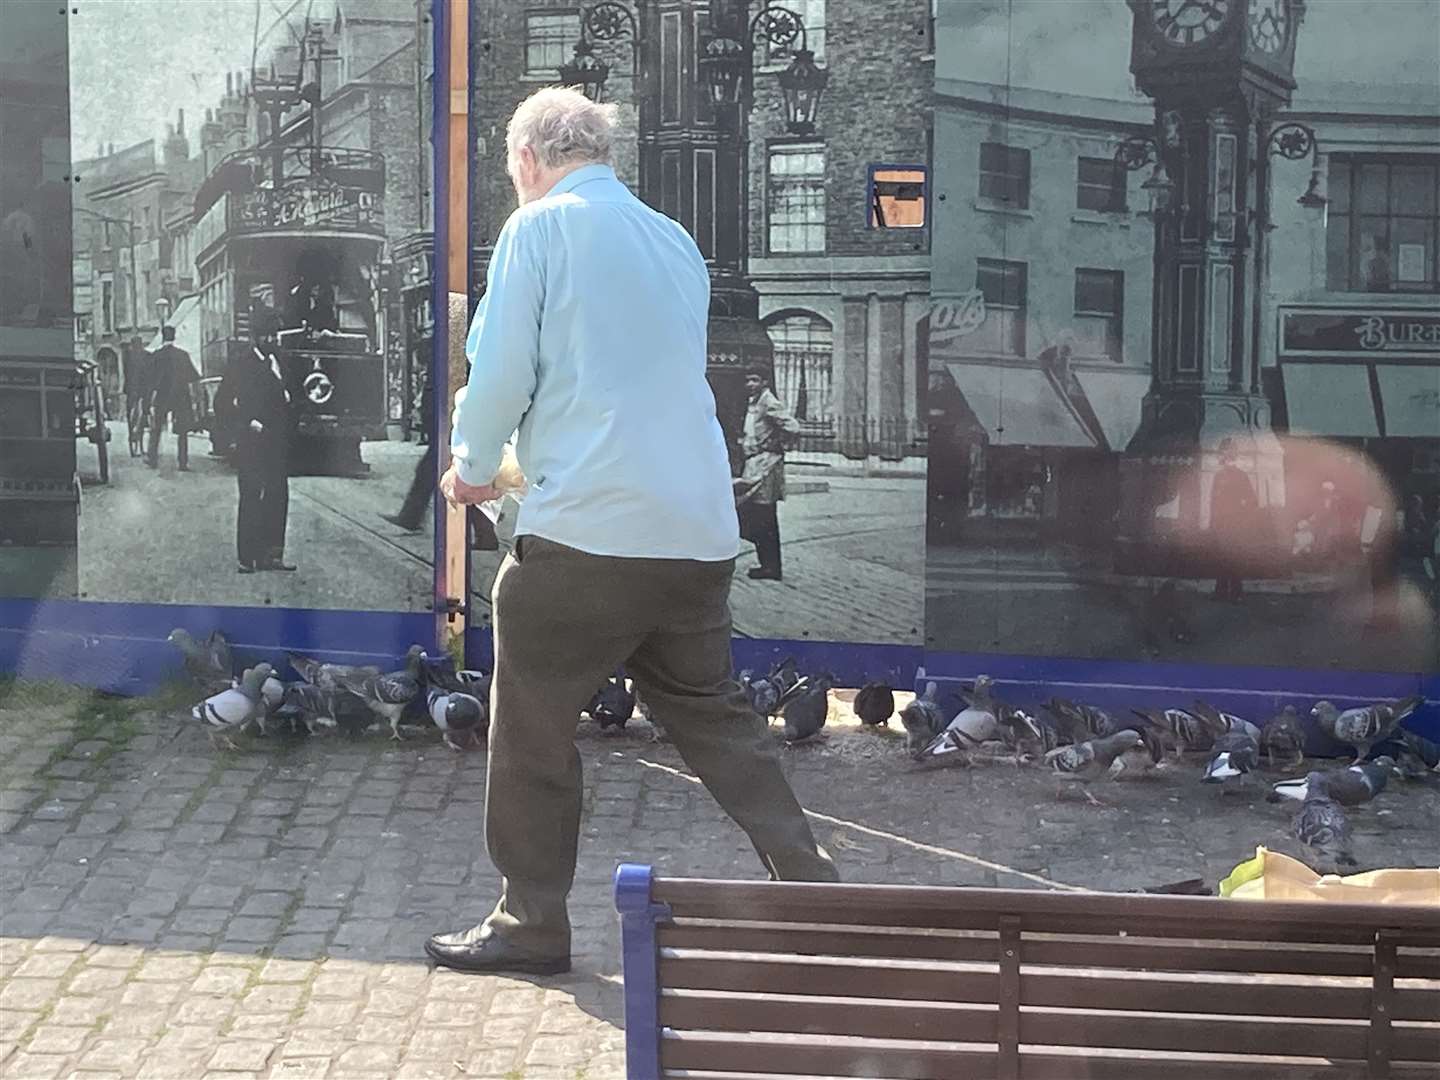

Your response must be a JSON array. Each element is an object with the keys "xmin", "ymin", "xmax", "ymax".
[{"xmin": 786, "ymin": 415, "xmax": 928, "ymax": 461}]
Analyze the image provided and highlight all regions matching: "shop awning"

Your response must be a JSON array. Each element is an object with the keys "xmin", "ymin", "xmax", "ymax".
[
  {"xmin": 1375, "ymin": 364, "xmax": 1440, "ymax": 438},
  {"xmin": 944, "ymin": 363, "xmax": 1097, "ymax": 448},
  {"xmin": 1073, "ymin": 368, "xmax": 1151, "ymax": 452},
  {"xmin": 1280, "ymin": 362, "xmax": 1380, "ymax": 438}
]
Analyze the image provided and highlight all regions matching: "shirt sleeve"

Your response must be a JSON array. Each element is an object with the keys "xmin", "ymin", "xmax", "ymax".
[
  {"xmin": 450, "ymin": 211, "xmax": 544, "ymax": 486},
  {"xmin": 762, "ymin": 391, "xmax": 801, "ymax": 436}
]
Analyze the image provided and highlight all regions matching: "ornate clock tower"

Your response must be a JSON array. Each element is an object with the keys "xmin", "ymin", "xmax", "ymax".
[{"xmin": 1117, "ymin": 0, "xmax": 1307, "ymax": 568}]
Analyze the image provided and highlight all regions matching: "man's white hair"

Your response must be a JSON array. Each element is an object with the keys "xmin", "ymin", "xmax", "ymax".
[{"xmin": 506, "ymin": 87, "xmax": 618, "ymax": 170}]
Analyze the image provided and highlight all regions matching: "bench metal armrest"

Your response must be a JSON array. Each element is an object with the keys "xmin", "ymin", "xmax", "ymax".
[{"xmin": 616, "ymin": 863, "xmax": 671, "ymax": 1080}]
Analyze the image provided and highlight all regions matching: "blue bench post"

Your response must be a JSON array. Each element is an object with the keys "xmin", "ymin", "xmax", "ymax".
[{"xmin": 615, "ymin": 863, "xmax": 671, "ymax": 1080}]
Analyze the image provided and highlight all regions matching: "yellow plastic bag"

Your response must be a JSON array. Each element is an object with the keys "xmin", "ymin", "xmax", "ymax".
[{"xmin": 1220, "ymin": 846, "xmax": 1440, "ymax": 904}]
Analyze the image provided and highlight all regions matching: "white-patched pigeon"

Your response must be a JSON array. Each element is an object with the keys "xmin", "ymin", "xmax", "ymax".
[
  {"xmin": 191, "ymin": 663, "xmax": 272, "ymax": 750},
  {"xmin": 426, "ymin": 687, "xmax": 487, "ymax": 751},
  {"xmin": 1201, "ymin": 729, "xmax": 1260, "ymax": 789},
  {"xmin": 900, "ymin": 682, "xmax": 946, "ymax": 758},
  {"xmin": 339, "ymin": 645, "xmax": 424, "ymax": 740}
]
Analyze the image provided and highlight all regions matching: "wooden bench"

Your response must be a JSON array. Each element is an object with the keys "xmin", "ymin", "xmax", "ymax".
[{"xmin": 614, "ymin": 864, "xmax": 1440, "ymax": 1079}]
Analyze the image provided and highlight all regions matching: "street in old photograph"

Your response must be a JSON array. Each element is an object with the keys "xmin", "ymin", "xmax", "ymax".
[
  {"xmin": 926, "ymin": 0, "xmax": 1440, "ymax": 669},
  {"xmin": 467, "ymin": 0, "xmax": 933, "ymax": 646},
  {"xmin": 59, "ymin": 0, "xmax": 436, "ymax": 609}
]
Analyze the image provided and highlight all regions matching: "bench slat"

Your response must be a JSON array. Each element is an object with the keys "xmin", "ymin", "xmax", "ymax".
[
  {"xmin": 661, "ymin": 920, "xmax": 1398, "ymax": 978},
  {"xmin": 659, "ymin": 1031, "xmax": 1435, "ymax": 1078},
  {"xmin": 658, "ymin": 950, "xmax": 1440, "ymax": 1021},
  {"xmin": 652, "ymin": 880, "xmax": 1440, "ymax": 944},
  {"xmin": 658, "ymin": 989, "xmax": 1439, "ymax": 1061}
]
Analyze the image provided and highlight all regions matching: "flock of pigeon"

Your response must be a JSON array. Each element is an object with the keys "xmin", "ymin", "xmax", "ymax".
[
  {"xmin": 172, "ymin": 632, "xmax": 1435, "ymax": 870},
  {"xmin": 171, "ymin": 631, "xmax": 490, "ymax": 752}
]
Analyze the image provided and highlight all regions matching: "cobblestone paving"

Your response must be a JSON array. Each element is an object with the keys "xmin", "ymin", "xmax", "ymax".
[{"xmin": 2, "ymin": 684, "xmax": 1438, "ymax": 1079}]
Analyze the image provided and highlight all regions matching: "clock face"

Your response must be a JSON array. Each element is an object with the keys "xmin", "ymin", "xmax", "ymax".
[
  {"xmin": 1248, "ymin": 0, "xmax": 1290, "ymax": 54},
  {"xmin": 1150, "ymin": 0, "xmax": 1231, "ymax": 47}
]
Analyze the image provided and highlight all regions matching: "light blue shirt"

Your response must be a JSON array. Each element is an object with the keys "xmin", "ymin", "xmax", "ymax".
[{"xmin": 451, "ymin": 164, "xmax": 741, "ymax": 562}]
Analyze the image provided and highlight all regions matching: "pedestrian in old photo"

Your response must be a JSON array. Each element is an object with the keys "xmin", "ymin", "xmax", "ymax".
[
  {"xmin": 146, "ymin": 324, "xmax": 198, "ymax": 471},
  {"xmin": 433, "ymin": 87, "xmax": 837, "ymax": 976},
  {"xmin": 123, "ymin": 335, "xmax": 154, "ymax": 459},
  {"xmin": 735, "ymin": 366, "xmax": 800, "ymax": 582},
  {"xmin": 1210, "ymin": 438, "xmax": 1256, "ymax": 603},
  {"xmin": 216, "ymin": 306, "xmax": 295, "ymax": 575},
  {"xmin": 383, "ymin": 370, "xmax": 436, "ymax": 535}
]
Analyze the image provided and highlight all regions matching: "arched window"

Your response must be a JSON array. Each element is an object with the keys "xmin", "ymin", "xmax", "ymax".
[{"xmin": 766, "ymin": 312, "xmax": 833, "ymax": 433}]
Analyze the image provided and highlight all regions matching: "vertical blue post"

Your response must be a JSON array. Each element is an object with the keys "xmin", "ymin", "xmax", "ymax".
[{"xmin": 615, "ymin": 863, "xmax": 670, "ymax": 1080}]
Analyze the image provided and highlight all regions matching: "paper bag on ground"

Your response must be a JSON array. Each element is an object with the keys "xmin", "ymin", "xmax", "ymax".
[{"xmin": 1221, "ymin": 846, "xmax": 1440, "ymax": 904}]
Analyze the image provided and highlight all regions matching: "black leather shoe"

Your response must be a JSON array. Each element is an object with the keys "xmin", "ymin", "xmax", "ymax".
[
  {"xmin": 382, "ymin": 513, "xmax": 422, "ymax": 534},
  {"xmin": 748, "ymin": 567, "xmax": 782, "ymax": 580},
  {"xmin": 261, "ymin": 560, "xmax": 298, "ymax": 572},
  {"xmin": 424, "ymin": 923, "xmax": 570, "ymax": 975},
  {"xmin": 237, "ymin": 561, "xmax": 256, "ymax": 574}
]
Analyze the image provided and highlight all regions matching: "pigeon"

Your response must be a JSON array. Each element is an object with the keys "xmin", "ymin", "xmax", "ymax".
[
  {"xmin": 780, "ymin": 673, "xmax": 832, "ymax": 744},
  {"xmin": 288, "ymin": 650, "xmax": 382, "ymax": 693},
  {"xmin": 191, "ymin": 663, "xmax": 272, "ymax": 750},
  {"xmin": 768, "ymin": 656, "xmax": 802, "ymax": 700},
  {"xmin": 419, "ymin": 654, "xmax": 491, "ymax": 700},
  {"xmin": 168, "ymin": 628, "xmax": 233, "ymax": 693},
  {"xmin": 1292, "ymin": 795, "xmax": 1357, "ymax": 869},
  {"xmin": 587, "ymin": 670, "xmax": 635, "ymax": 732},
  {"xmin": 1260, "ymin": 706, "xmax": 1306, "ymax": 770},
  {"xmin": 1201, "ymin": 730, "xmax": 1260, "ymax": 788},
  {"xmin": 1270, "ymin": 758, "xmax": 1395, "ymax": 807},
  {"xmin": 900, "ymin": 682, "xmax": 946, "ymax": 757},
  {"xmin": 426, "ymin": 687, "xmax": 487, "ymax": 751},
  {"xmin": 252, "ymin": 672, "xmax": 286, "ymax": 736},
  {"xmin": 853, "ymin": 682, "xmax": 895, "ymax": 727},
  {"xmin": 635, "ymin": 689, "xmax": 666, "ymax": 743},
  {"xmin": 996, "ymin": 706, "xmax": 1055, "ymax": 760},
  {"xmin": 1313, "ymin": 696, "xmax": 1422, "ymax": 764},
  {"xmin": 277, "ymin": 682, "xmax": 339, "ymax": 735},
  {"xmin": 941, "ymin": 692, "xmax": 999, "ymax": 746},
  {"xmin": 1044, "ymin": 730, "xmax": 1143, "ymax": 805},
  {"xmin": 916, "ymin": 728, "xmax": 972, "ymax": 767},
  {"xmin": 1392, "ymin": 728, "xmax": 1440, "ymax": 776},
  {"xmin": 739, "ymin": 670, "xmax": 783, "ymax": 720},
  {"xmin": 1132, "ymin": 707, "xmax": 1214, "ymax": 757},
  {"xmin": 336, "ymin": 645, "xmax": 424, "ymax": 740},
  {"xmin": 1190, "ymin": 699, "xmax": 1263, "ymax": 743},
  {"xmin": 1114, "ymin": 725, "xmax": 1166, "ymax": 779},
  {"xmin": 1046, "ymin": 697, "xmax": 1124, "ymax": 741}
]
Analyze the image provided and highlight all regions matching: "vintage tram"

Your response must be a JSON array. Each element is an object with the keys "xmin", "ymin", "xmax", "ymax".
[{"xmin": 190, "ymin": 145, "xmax": 389, "ymax": 475}]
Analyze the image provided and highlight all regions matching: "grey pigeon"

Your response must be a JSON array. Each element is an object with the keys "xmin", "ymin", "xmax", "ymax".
[
  {"xmin": 1395, "ymin": 728, "xmax": 1440, "ymax": 776},
  {"xmin": 338, "ymin": 645, "xmax": 424, "ymax": 740},
  {"xmin": 853, "ymin": 682, "xmax": 895, "ymax": 727},
  {"xmin": 739, "ymin": 670, "xmax": 782, "ymax": 719},
  {"xmin": 1313, "ymin": 696, "xmax": 1422, "ymax": 764},
  {"xmin": 1132, "ymin": 707, "xmax": 1214, "ymax": 756},
  {"xmin": 1270, "ymin": 758, "xmax": 1394, "ymax": 807},
  {"xmin": 1201, "ymin": 730, "xmax": 1260, "ymax": 788},
  {"xmin": 942, "ymin": 677, "xmax": 1000, "ymax": 745},
  {"xmin": 996, "ymin": 706, "xmax": 1052, "ymax": 760},
  {"xmin": 1260, "ymin": 706, "xmax": 1306, "ymax": 769},
  {"xmin": 587, "ymin": 670, "xmax": 635, "ymax": 732},
  {"xmin": 1045, "ymin": 729, "xmax": 1144, "ymax": 805},
  {"xmin": 1046, "ymin": 697, "xmax": 1123, "ymax": 741},
  {"xmin": 426, "ymin": 687, "xmax": 486, "ymax": 751},
  {"xmin": 1292, "ymin": 796, "xmax": 1357, "ymax": 869},
  {"xmin": 916, "ymin": 728, "xmax": 972, "ymax": 767},
  {"xmin": 1115, "ymin": 725, "xmax": 1166, "ymax": 779},
  {"xmin": 289, "ymin": 650, "xmax": 382, "ymax": 694},
  {"xmin": 768, "ymin": 656, "xmax": 802, "ymax": 700},
  {"xmin": 169, "ymin": 628, "xmax": 233, "ymax": 693},
  {"xmin": 1190, "ymin": 699, "xmax": 1263, "ymax": 743},
  {"xmin": 900, "ymin": 682, "xmax": 946, "ymax": 757},
  {"xmin": 191, "ymin": 663, "xmax": 272, "ymax": 750},
  {"xmin": 781, "ymin": 674, "xmax": 832, "ymax": 744},
  {"xmin": 278, "ymin": 682, "xmax": 339, "ymax": 735}
]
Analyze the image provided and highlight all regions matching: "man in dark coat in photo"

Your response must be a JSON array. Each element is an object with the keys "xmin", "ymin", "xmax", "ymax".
[
  {"xmin": 1210, "ymin": 437, "xmax": 1257, "ymax": 602},
  {"xmin": 216, "ymin": 305, "xmax": 295, "ymax": 574},
  {"xmin": 146, "ymin": 324, "xmax": 198, "ymax": 470}
]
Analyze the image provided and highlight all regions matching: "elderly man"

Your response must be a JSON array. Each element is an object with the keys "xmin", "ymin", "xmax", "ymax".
[
  {"xmin": 735, "ymin": 366, "xmax": 800, "ymax": 581},
  {"xmin": 433, "ymin": 88, "xmax": 837, "ymax": 975}
]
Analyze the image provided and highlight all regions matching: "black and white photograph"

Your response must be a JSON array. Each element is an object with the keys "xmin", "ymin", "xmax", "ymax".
[
  {"xmin": 927, "ymin": 0, "xmax": 1439, "ymax": 670},
  {"xmin": 466, "ymin": 0, "xmax": 933, "ymax": 644},
  {"xmin": 43, "ymin": 0, "xmax": 438, "ymax": 609},
  {"xmin": 1, "ymin": 2, "xmax": 77, "ymax": 601}
]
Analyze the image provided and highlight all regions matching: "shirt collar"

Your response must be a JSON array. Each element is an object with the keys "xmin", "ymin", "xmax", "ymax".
[{"xmin": 544, "ymin": 163, "xmax": 616, "ymax": 199}]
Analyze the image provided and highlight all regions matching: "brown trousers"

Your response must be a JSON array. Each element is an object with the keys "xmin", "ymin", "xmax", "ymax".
[{"xmin": 482, "ymin": 535, "xmax": 837, "ymax": 953}]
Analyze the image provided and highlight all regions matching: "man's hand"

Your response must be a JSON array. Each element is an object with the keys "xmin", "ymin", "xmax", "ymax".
[{"xmin": 440, "ymin": 463, "xmax": 500, "ymax": 507}]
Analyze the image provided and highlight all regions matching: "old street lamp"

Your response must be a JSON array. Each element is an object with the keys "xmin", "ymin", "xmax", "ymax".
[
  {"xmin": 558, "ymin": 39, "xmax": 611, "ymax": 103},
  {"xmin": 776, "ymin": 47, "xmax": 827, "ymax": 136},
  {"xmin": 1297, "ymin": 167, "xmax": 1326, "ymax": 209},
  {"xmin": 1139, "ymin": 160, "xmax": 1175, "ymax": 212},
  {"xmin": 699, "ymin": 35, "xmax": 746, "ymax": 107},
  {"xmin": 154, "ymin": 296, "xmax": 172, "ymax": 328},
  {"xmin": 558, "ymin": 2, "xmax": 639, "ymax": 103}
]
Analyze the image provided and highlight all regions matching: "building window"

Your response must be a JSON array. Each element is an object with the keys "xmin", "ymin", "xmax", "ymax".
[
  {"xmin": 766, "ymin": 313, "xmax": 833, "ymax": 431},
  {"xmin": 1074, "ymin": 268, "xmax": 1124, "ymax": 361},
  {"xmin": 525, "ymin": 12, "xmax": 580, "ymax": 78},
  {"xmin": 766, "ymin": 0, "xmax": 824, "ymax": 63},
  {"xmin": 868, "ymin": 165, "xmax": 928, "ymax": 228},
  {"xmin": 974, "ymin": 258, "xmax": 1027, "ymax": 356},
  {"xmin": 979, "ymin": 142, "xmax": 1030, "ymax": 209},
  {"xmin": 1327, "ymin": 156, "xmax": 1439, "ymax": 293},
  {"xmin": 767, "ymin": 145, "xmax": 825, "ymax": 253},
  {"xmin": 1076, "ymin": 156, "xmax": 1127, "ymax": 212},
  {"xmin": 102, "ymin": 279, "xmax": 114, "ymax": 333}
]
